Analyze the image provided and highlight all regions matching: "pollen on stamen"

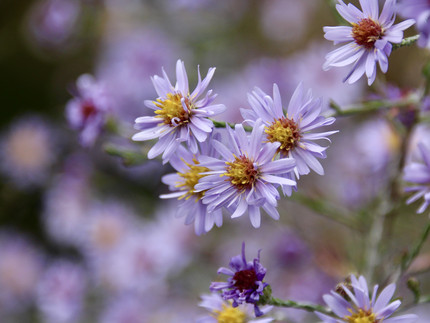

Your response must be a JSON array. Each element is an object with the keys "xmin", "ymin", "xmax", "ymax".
[
  {"xmin": 175, "ymin": 158, "xmax": 209, "ymax": 201},
  {"xmin": 154, "ymin": 93, "xmax": 193, "ymax": 127},
  {"xmin": 352, "ymin": 18, "xmax": 384, "ymax": 49},
  {"xmin": 265, "ymin": 117, "xmax": 301, "ymax": 155},
  {"xmin": 223, "ymin": 155, "xmax": 260, "ymax": 191},
  {"xmin": 345, "ymin": 308, "xmax": 378, "ymax": 323}
]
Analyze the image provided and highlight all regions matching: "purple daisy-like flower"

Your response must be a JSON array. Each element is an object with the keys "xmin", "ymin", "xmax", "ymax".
[
  {"xmin": 316, "ymin": 274, "xmax": 418, "ymax": 323},
  {"xmin": 323, "ymin": 0, "xmax": 415, "ymax": 85},
  {"xmin": 132, "ymin": 59, "xmax": 226, "ymax": 163},
  {"xmin": 404, "ymin": 142, "xmax": 430, "ymax": 214},
  {"xmin": 210, "ymin": 243, "xmax": 268, "ymax": 317},
  {"xmin": 160, "ymin": 136, "xmax": 223, "ymax": 235},
  {"xmin": 195, "ymin": 119, "xmax": 296, "ymax": 228},
  {"xmin": 241, "ymin": 83, "xmax": 337, "ymax": 180},
  {"xmin": 66, "ymin": 74, "xmax": 110, "ymax": 147}
]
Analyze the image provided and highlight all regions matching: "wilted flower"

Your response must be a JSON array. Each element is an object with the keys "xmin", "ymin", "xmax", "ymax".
[
  {"xmin": 195, "ymin": 120, "xmax": 296, "ymax": 228},
  {"xmin": 197, "ymin": 293, "xmax": 274, "ymax": 323},
  {"xmin": 132, "ymin": 59, "xmax": 226, "ymax": 163},
  {"xmin": 323, "ymin": 0, "xmax": 415, "ymax": 85},
  {"xmin": 404, "ymin": 142, "xmax": 430, "ymax": 213},
  {"xmin": 316, "ymin": 274, "xmax": 418, "ymax": 322},
  {"xmin": 66, "ymin": 74, "xmax": 110, "ymax": 147},
  {"xmin": 241, "ymin": 83, "xmax": 337, "ymax": 179},
  {"xmin": 210, "ymin": 243, "xmax": 268, "ymax": 317}
]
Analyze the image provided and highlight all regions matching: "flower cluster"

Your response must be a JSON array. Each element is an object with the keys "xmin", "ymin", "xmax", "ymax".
[{"xmin": 129, "ymin": 59, "xmax": 337, "ymax": 234}]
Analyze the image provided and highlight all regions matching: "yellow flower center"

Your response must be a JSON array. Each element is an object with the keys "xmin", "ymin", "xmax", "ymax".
[
  {"xmin": 213, "ymin": 304, "xmax": 246, "ymax": 323},
  {"xmin": 265, "ymin": 117, "xmax": 301, "ymax": 155},
  {"xmin": 154, "ymin": 92, "xmax": 193, "ymax": 126},
  {"xmin": 223, "ymin": 155, "xmax": 260, "ymax": 191},
  {"xmin": 345, "ymin": 309, "xmax": 379, "ymax": 323},
  {"xmin": 176, "ymin": 158, "xmax": 209, "ymax": 201},
  {"xmin": 352, "ymin": 18, "xmax": 384, "ymax": 49}
]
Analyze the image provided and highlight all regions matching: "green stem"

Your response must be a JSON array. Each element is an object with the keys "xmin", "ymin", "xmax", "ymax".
[
  {"xmin": 104, "ymin": 144, "xmax": 148, "ymax": 166},
  {"xmin": 267, "ymin": 297, "xmax": 333, "ymax": 316},
  {"xmin": 210, "ymin": 119, "xmax": 253, "ymax": 132},
  {"xmin": 401, "ymin": 222, "xmax": 430, "ymax": 273},
  {"xmin": 330, "ymin": 98, "xmax": 418, "ymax": 117},
  {"xmin": 392, "ymin": 35, "xmax": 420, "ymax": 50}
]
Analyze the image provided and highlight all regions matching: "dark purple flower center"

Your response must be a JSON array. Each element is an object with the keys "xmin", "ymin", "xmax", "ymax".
[
  {"xmin": 81, "ymin": 101, "xmax": 97, "ymax": 121},
  {"xmin": 233, "ymin": 269, "xmax": 257, "ymax": 291},
  {"xmin": 352, "ymin": 18, "xmax": 383, "ymax": 49}
]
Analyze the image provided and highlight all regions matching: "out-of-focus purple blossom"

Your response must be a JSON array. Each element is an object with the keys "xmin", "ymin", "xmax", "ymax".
[
  {"xmin": 82, "ymin": 201, "xmax": 138, "ymax": 258},
  {"xmin": 0, "ymin": 232, "xmax": 44, "ymax": 313},
  {"xmin": 0, "ymin": 116, "xmax": 56, "ymax": 188},
  {"xmin": 285, "ymin": 42, "xmax": 365, "ymax": 110},
  {"xmin": 66, "ymin": 74, "xmax": 111, "ymax": 147},
  {"xmin": 99, "ymin": 294, "xmax": 149, "ymax": 323},
  {"xmin": 404, "ymin": 142, "xmax": 430, "ymax": 213},
  {"xmin": 316, "ymin": 274, "xmax": 418, "ymax": 322},
  {"xmin": 36, "ymin": 260, "xmax": 87, "ymax": 323},
  {"xmin": 398, "ymin": 0, "xmax": 430, "ymax": 48},
  {"xmin": 28, "ymin": 0, "xmax": 80, "ymax": 47},
  {"xmin": 96, "ymin": 29, "xmax": 188, "ymax": 120},
  {"xmin": 210, "ymin": 243, "xmax": 268, "ymax": 317},
  {"xmin": 43, "ymin": 155, "xmax": 92, "ymax": 247},
  {"xmin": 259, "ymin": 0, "xmax": 314, "ymax": 43},
  {"xmin": 214, "ymin": 58, "xmax": 292, "ymax": 123},
  {"xmin": 242, "ymin": 83, "xmax": 338, "ymax": 178},
  {"xmin": 195, "ymin": 120, "xmax": 296, "ymax": 228},
  {"xmin": 97, "ymin": 206, "xmax": 193, "ymax": 294},
  {"xmin": 160, "ymin": 136, "xmax": 223, "ymax": 235},
  {"xmin": 324, "ymin": 0, "xmax": 415, "ymax": 85},
  {"xmin": 323, "ymin": 118, "xmax": 398, "ymax": 208},
  {"xmin": 197, "ymin": 293, "xmax": 274, "ymax": 323},
  {"xmin": 132, "ymin": 59, "xmax": 226, "ymax": 163},
  {"xmin": 271, "ymin": 231, "xmax": 311, "ymax": 269}
]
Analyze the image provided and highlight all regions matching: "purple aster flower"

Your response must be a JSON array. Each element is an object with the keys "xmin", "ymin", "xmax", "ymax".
[
  {"xmin": 241, "ymin": 83, "xmax": 337, "ymax": 179},
  {"xmin": 210, "ymin": 243, "xmax": 268, "ymax": 317},
  {"xmin": 36, "ymin": 260, "xmax": 87, "ymax": 323},
  {"xmin": 197, "ymin": 293, "xmax": 274, "ymax": 323},
  {"xmin": 160, "ymin": 137, "xmax": 223, "ymax": 235},
  {"xmin": 132, "ymin": 59, "xmax": 226, "ymax": 163},
  {"xmin": 316, "ymin": 274, "xmax": 418, "ymax": 322},
  {"xmin": 323, "ymin": 0, "xmax": 415, "ymax": 85},
  {"xmin": 195, "ymin": 119, "xmax": 296, "ymax": 228},
  {"xmin": 403, "ymin": 142, "xmax": 430, "ymax": 213},
  {"xmin": 66, "ymin": 74, "xmax": 110, "ymax": 147}
]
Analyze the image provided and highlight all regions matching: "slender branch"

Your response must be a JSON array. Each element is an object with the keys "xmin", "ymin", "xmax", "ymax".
[
  {"xmin": 392, "ymin": 35, "xmax": 420, "ymax": 50},
  {"xmin": 401, "ymin": 222, "xmax": 430, "ymax": 273},
  {"xmin": 266, "ymin": 297, "xmax": 333, "ymax": 316}
]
